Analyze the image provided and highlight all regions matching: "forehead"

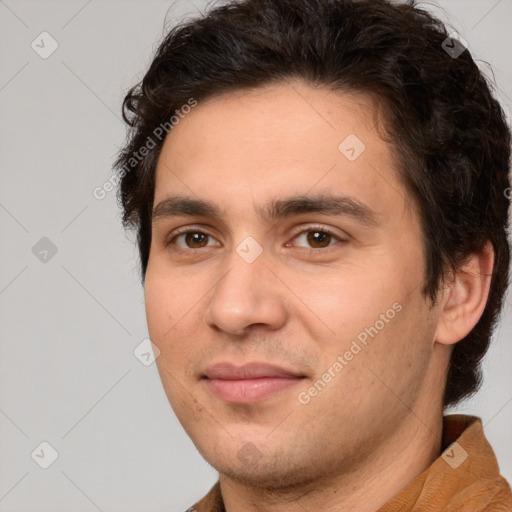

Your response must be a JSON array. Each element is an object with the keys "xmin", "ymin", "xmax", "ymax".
[{"xmin": 153, "ymin": 80, "xmax": 412, "ymax": 225}]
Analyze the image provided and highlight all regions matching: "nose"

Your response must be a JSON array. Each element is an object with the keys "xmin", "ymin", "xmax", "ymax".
[{"xmin": 203, "ymin": 246, "xmax": 288, "ymax": 336}]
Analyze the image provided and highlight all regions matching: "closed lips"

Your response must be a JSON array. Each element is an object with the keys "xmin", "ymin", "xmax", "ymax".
[
  {"xmin": 201, "ymin": 362, "xmax": 306, "ymax": 403},
  {"xmin": 202, "ymin": 362, "xmax": 305, "ymax": 380}
]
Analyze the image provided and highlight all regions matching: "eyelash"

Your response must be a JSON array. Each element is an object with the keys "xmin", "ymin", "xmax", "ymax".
[{"xmin": 165, "ymin": 225, "xmax": 346, "ymax": 253}]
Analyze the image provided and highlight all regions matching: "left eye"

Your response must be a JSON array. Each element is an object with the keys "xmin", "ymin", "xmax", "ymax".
[{"xmin": 290, "ymin": 229, "xmax": 342, "ymax": 250}]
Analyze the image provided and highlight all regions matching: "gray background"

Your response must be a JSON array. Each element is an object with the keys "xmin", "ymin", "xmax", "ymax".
[{"xmin": 0, "ymin": 1, "xmax": 511, "ymax": 511}]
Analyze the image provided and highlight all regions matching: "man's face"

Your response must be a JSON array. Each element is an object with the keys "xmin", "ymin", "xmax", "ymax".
[{"xmin": 145, "ymin": 80, "xmax": 444, "ymax": 487}]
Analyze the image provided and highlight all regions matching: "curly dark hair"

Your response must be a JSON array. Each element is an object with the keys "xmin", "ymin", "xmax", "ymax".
[{"xmin": 114, "ymin": 0, "xmax": 511, "ymax": 408}]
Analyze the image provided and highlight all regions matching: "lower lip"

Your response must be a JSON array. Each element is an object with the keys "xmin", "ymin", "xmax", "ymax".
[{"xmin": 204, "ymin": 377, "xmax": 304, "ymax": 403}]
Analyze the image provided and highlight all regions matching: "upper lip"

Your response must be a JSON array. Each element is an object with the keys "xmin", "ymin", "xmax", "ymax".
[{"xmin": 202, "ymin": 362, "xmax": 305, "ymax": 380}]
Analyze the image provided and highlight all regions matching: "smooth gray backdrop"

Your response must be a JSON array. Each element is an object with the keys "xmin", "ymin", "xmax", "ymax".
[{"xmin": 1, "ymin": 1, "xmax": 511, "ymax": 511}]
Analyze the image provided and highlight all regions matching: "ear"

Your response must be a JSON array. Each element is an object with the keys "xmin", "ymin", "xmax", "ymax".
[{"xmin": 434, "ymin": 241, "xmax": 494, "ymax": 346}]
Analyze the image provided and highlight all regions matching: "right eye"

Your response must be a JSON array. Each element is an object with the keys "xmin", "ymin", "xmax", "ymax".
[{"xmin": 167, "ymin": 230, "xmax": 220, "ymax": 250}]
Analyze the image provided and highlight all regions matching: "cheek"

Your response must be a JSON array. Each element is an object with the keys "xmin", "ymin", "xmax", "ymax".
[
  {"xmin": 144, "ymin": 279, "xmax": 166, "ymax": 340},
  {"xmin": 144, "ymin": 265, "xmax": 202, "ymax": 374},
  {"xmin": 144, "ymin": 264, "xmax": 182, "ymax": 343},
  {"xmin": 290, "ymin": 265, "xmax": 395, "ymax": 345},
  {"xmin": 144, "ymin": 272, "xmax": 193, "ymax": 406}
]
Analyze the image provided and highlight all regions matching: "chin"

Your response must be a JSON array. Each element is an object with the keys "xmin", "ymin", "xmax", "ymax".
[{"xmin": 201, "ymin": 443, "xmax": 319, "ymax": 491}]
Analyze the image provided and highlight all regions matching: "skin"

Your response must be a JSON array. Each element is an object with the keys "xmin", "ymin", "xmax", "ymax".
[{"xmin": 144, "ymin": 79, "xmax": 494, "ymax": 512}]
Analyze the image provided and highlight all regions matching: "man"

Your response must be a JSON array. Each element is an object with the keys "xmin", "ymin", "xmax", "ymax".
[{"xmin": 114, "ymin": 0, "xmax": 512, "ymax": 510}]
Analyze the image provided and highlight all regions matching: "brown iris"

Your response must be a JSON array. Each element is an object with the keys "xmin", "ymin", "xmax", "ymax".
[
  {"xmin": 305, "ymin": 231, "xmax": 332, "ymax": 249},
  {"xmin": 184, "ymin": 232, "xmax": 209, "ymax": 248}
]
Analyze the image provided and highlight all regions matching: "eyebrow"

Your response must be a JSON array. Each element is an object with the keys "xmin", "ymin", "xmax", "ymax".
[{"xmin": 152, "ymin": 193, "xmax": 378, "ymax": 227}]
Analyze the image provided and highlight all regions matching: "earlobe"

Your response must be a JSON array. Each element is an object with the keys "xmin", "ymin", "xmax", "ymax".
[{"xmin": 434, "ymin": 241, "xmax": 494, "ymax": 346}]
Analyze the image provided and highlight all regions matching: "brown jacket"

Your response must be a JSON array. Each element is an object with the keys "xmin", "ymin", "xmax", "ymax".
[{"xmin": 189, "ymin": 415, "xmax": 512, "ymax": 512}]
